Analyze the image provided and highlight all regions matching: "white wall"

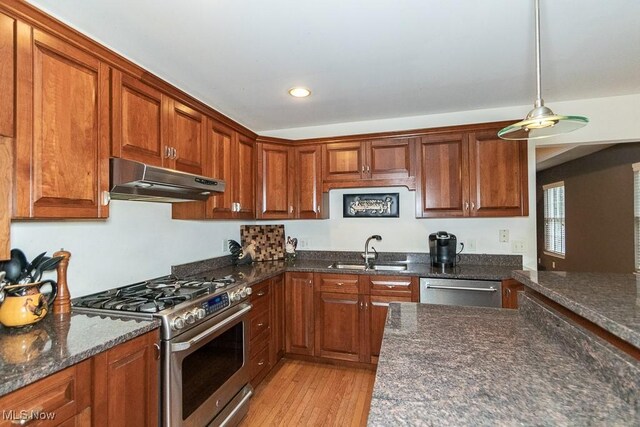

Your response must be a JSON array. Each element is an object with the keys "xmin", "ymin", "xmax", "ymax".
[{"xmin": 10, "ymin": 201, "xmax": 244, "ymax": 297}]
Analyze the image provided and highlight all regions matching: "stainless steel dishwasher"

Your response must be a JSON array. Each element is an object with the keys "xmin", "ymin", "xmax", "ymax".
[{"xmin": 420, "ymin": 278, "xmax": 502, "ymax": 308}]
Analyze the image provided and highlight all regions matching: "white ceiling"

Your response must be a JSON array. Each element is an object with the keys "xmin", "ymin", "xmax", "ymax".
[{"xmin": 26, "ymin": 0, "xmax": 640, "ymax": 132}]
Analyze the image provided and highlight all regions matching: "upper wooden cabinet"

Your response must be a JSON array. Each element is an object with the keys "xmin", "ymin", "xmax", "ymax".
[
  {"xmin": 164, "ymin": 99, "xmax": 206, "ymax": 175},
  {"xmin": 172, "ymin": 121, "xmax": 255, "ymax": 220},
  {"xmin": 14, "ymin": 25, "xmax": 110, "ymax": 219},
  {"xmin": 416, "ymin": 128, "xmax": 528, "ymax": 218},
  {"xmin": 256, "ymin": 143, "xmax": 327, "ymax": 220},
  {"xmin": 322, "ymin": 138, "xmax": 417, "ymax": 191},
  {"xmin": 111, "ymin": 70, "xmax": 166, "ymax": 167},
  {"xmin": 0, "ymin": 12, "xmax": 15, "ymax": 259},
  {"xmin": 468, "ymin": 130, "xmax": 528, "ymax": 217}
]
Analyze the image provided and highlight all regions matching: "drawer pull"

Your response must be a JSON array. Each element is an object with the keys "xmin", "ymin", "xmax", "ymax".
[
  {"xmin": 256, "ymin": 291, "xmax": 266, "ymax": 297},
  {"xmin": 11, "ymin": 407, "xmax": 42, "ymax": 425},
  {"xmin": 336, "ymin": 282, "xmax": 344, "ymax": 286},
  {"xmin": 258, "ymin": 359, "xmax": 265, "ymax": 366},
  {"xmin": 257, "ymin": 322, "xmax": 264, "ymax": 327}
]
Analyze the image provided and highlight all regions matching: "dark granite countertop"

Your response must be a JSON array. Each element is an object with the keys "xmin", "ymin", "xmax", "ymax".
[
  {"xmin": 0, "ymin": 311, "xmax": 159, "ymax": 397},
  {"xmin": 513, "ymin": 270, "xmax": 640, "ymax": 349},
  {"xmin": 368, "ymin": 302, "xmax": 639, "ymax": 426}
]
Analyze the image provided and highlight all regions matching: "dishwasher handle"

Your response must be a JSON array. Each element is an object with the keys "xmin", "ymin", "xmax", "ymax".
[{"xmin": 425, "ymin": 284, "xmax": 497, "ymax": 292}]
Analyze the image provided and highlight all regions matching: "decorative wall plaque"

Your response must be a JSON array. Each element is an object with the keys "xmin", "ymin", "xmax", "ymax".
[{"xmin": 343, "ymin": 193, "xmax": 399, "ymax": 218}]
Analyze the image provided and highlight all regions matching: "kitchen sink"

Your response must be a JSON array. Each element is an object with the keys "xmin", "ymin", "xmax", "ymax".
[{"xmin": 328, "ymin": 262, "xmax": 408, "ymax": 271}]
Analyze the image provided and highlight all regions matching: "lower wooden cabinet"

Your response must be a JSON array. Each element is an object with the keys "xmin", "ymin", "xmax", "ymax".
[
  {"xmin": 285, "ymin": 272, "xmax": 315, "ymax": 356},
  {"xmin": 284, "ymin": 272, "xmax": 418, "ymax": 365},
  {"xmin": 501, "ymin": 279, "xmax": 525, "ymax": 309},
  {"xmin": 0, "ymin": 329, "xmax": 159, "ymax": 427}
]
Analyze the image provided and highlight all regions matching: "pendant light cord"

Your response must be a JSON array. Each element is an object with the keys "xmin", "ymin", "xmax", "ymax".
[{"xmin": 534, "ymin": 0, "xmax": 543, "ymax": 108}]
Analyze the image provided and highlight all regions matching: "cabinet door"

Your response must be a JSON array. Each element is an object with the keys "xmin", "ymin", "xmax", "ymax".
[
  {"xmin": 0, "ymin": 12, "xmax": 15, "ymax": 258},
  {"xmin": 257, "ymin": 143, "xmax": 293, "ymax": 219},
  {"xmin": 285, "ymin": 272, "xmax": 314, "ymax": 356},
  {"xmin": 322, "ymin": 141, "xmax": 365, "ymax": 182},
  {"xmin": 166, "ymin": 99, "xmax": 205, "ymax": 175},
  {"xmin": 367, "ymin": 138, "xmax": 414, "ymax": 180},
  {"xmin": 208, "ymin": 121, "xmax": 236, "ymax": 218},
  {"xmin": 295, "ymin": 145, "xmax": 325, "ymax": 219},
  {"xmin": 111, "ymin": 70, "xmax": 166, "ymax": 167},
  {"xmin": 314, "ymin": 291, "xmax": 362, "ymax": 362},
  {"xmin": 416, "ymin": 133, "xmax": 468, "ymax": 218},
  {"xmin": 468, "ymin": 130, "xmax": 528, "ymax": 217},
  {"xmin": 93, "ymin": 330, "xmax": 159, "ymax": 427},
  {"xmin": 369, "ymin": 295, "xmax": 412, "ymax": 362},
  {"xmin": 15, "ymin": 27, "xmax": 109, "ymax": 219},
  {"xmin": 501, "ymin": 279, "xmax": 524, "ymax": 309},
  {"xmin": 235, "ymin": 134, "xmax": 255, "ymax": 219}
]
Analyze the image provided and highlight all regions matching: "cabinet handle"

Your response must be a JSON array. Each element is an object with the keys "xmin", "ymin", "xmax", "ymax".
[
  {"xmin": 335, "ymin": 282, "xmax": 344, "ymax": 286},
  {"xmin": 164, "ymin": 146, "xmax": 170, "ymax": 158},
  {"xmin": 359, "ymin": 301, "xmax": 363, "ymax": 309},
  {"xmin": 101, "ymin": 191, "xmax": 111, "ymax": 206},
  {"xmin": 316, "ymin": 206, "xmax": 321, "ymax": 214},
  {"xmin": 153, "ymin": 343, "xmax": 161, "ymax": 360},
  {"xmin": 471, "ymin": 202, "xmax": 475, "ymax": 210},
  {"xmin": 465, "ymin": 202, "xmax": 469, "ymax": 211},
  {"xmin": 365, "ymin": 301, "xmax": 368, "ymax": 309},
  {"xmin": 258, "ymin": 359, "xmax": 265, "ymax": 367},
  {"xmin": 173, "ymin": 147, "xmax": 178, "ymax": 159},
  {"xmin": 237, "ymin": 202, "xmax": 242, "ymax": 211},
  {"xmin": 361, "ymin": 165, "xmax": 365, "ymax": 173},
  {"xmin": 256, "ymin": 291, "xmax": 266, "ymax": 297},
  {"xmin": 506, "ymin": 288, "xmax": 511, "ymax": 297},
  {"xmin": 11, "ymin": 407, "xmax": 42, "ymax": 425},
  {"xmin": 366, "ymin": 165, "xmax": 370, "ymax": 173},
  {"xmin": 289, "ymin": 205, "xmax": 294, "ymax": 214},
  {"xmin": 257, "ymin": 322, "xmax": 264, "ymax": 327}
]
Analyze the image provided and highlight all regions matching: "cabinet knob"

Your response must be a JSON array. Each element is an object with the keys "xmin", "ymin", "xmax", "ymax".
[{"xmin": 101, "ymin": 191, "xmax": 111, "ymax": 206}]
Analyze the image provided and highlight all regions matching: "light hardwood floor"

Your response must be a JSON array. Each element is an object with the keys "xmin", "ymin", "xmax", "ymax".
[{"xmin": 239, "ymin": 359, "xmax": 376, "ymax": 426}]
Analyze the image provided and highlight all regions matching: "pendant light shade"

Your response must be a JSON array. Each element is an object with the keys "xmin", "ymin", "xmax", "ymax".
[{"xmin": 498, "ymin": 0, "xmax": 588, "ymax": 140}]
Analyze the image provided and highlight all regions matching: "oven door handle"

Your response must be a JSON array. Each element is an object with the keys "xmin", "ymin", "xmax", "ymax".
[{"xmin": 171, "ymin": 304, "xmax": 252, "ymax": 353}]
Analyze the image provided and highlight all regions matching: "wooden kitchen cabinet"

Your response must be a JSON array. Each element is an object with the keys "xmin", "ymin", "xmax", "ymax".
[
  {"xmin": 416, "ymin": 127, "xmax": 528, "ymax": 218},
  {"xmin": 111, "ymin": 70, "xmax": 166, "ymax": 167},
  {"xmin": 322, "ymin": 138, "xmax": 417, "ymax": 191},
  {"xmin": 272, "ymin": 274, "xmax": 286, "ymax": 363},
  {"xmin": 164, "ymin": 99, "xmax": 206, "ymax": 175},
  {"xmin": 311, "ymin": 273, "xmax": 418, "ymax": 364},
  {"xmin": 501, "ymin": 278, "xmax": 525, "ymax": 309},
  {"xmin": 0, "ymin": 11, "xmax": 15, "ymax": 259},
  {"xmin": 172, "ymin": 121, "xmax": 256, "ymax": 220},
  {"xmin": 93, "ymin": 330, "xmax": 160, "ymax": 427},
  {"xmin": 256, "ymin": 143, "xmax": 327, "ymax": 219},
  {"xmin": 285, "ymin": 272, "xmax": 315, "ymax": 356},
  {"xmin": 14, "ymin": 25, "xmax": 110, "ymax": 219}
]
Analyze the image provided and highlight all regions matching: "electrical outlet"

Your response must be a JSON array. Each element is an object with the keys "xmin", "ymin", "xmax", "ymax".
[
  {"xmin": 499, "ymin": 229, "xmax": 509, "ymax": 243},
  {"xmin": 298, "ymin": 237, "xmax": 310, "ymax": 249},
  {"xmin": 511, "ymin": 240, "xmax": 525, "ymax": 253},
  {"xmin": 465, "ymin": 239, "xmax": 476, "ymax": 252}
]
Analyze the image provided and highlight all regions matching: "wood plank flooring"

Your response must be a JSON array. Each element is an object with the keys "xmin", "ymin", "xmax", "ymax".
[{"xmin": 239, "ymin": 359, "xmax": 376, "ymax": 427}]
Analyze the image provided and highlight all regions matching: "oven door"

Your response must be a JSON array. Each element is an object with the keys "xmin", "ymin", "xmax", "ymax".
[{"xmin": 163, "ymin": 303, "xmax": 252, "ymax": 427}]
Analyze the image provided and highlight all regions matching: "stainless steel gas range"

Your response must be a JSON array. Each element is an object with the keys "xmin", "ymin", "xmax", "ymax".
[{"xmin": 72, "ymin": 275, "xmax": 254, "ymax": 427}]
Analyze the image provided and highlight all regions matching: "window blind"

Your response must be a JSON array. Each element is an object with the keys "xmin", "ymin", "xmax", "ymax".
[
  {"xmin": 543, "ymin": 182, "xmax": 565, "ymax": 256},
  {"xmin": 634, "ymin": 163, "xmax": 640, "ymax": 270}
]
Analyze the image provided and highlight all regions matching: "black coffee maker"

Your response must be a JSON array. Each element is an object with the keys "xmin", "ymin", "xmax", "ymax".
[{"xmin": 429, "ymin": 231, "xmax": 458, "ymax": 268}]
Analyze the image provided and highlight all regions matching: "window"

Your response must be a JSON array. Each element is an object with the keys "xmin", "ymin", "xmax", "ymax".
[
  {"xmin": 543, "ymin": 182, "xmax": 565, "ymax": 257},
  {"xmin": 634, "ymin": 163, "xmax": 640, "ymax": 270}
]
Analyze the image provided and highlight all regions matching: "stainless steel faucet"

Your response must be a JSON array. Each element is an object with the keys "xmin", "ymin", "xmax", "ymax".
[{"xmin": 363, "ymin": 235, "xmax": 382, "ymax": 267}]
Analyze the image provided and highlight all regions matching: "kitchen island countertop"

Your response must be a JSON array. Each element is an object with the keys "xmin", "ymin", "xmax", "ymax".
[
  {"xmin": 513, "ymin": 270, "xmax": 640, "ymax": 349},
  {"xmin": 368, "ymin": 301, "xmax": 639, "ymax": 426},
  {"xmin": 0, "ymin": 312, "xmax": 159, "ymax": 397}
]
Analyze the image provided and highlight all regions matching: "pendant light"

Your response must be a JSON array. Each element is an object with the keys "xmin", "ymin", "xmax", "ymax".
[{"xmin": 498, "ymin": 0, "xmax": 588, "ymax": 140}]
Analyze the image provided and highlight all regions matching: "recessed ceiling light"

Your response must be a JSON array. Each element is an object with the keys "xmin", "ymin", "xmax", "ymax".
[{"xmin": 288, "ymin": 87, "xmax": 311, "ymax": 98}]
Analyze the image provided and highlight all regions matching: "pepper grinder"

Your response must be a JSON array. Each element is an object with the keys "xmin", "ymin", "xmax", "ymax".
[{"xmin": 52, "ymin": 249, "xmax": 71, "ymax": 314}]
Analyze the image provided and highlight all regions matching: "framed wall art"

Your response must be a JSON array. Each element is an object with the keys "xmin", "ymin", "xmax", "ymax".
[{"xmin": 343, "ymin": 193, "xmax": 399, "ymax": 218}]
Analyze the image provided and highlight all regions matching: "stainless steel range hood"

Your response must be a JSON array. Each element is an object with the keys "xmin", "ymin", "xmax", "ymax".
[{"xmin": 109, "ymin": 158, "xmax": 225, "ymax": 203}]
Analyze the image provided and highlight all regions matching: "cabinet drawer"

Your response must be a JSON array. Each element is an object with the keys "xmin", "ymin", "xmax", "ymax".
[
  {"xmin": 250, "ymin": 327, "xmax": 270, "ymax": 358},
  {"xmin": 315, "ymin": 274, "xmax": 359, "ymax": 294},
  {"xmin": 250, "ymin": 345, "xmax": 271, "ymax": 381},
  {"xmin": 250, "ymin": 280, "xmax": 272, "ymax": 312},
  {"xmin": 369, "ymin": 275, "xmax": 414, "ymax": 297},
  {"xmin": 0, "ymin": 359, "xmax": 91, "ymax": 427},
  {"xmin": 250, "ymin": 309, "xmax": 270, "ymax": 341}
]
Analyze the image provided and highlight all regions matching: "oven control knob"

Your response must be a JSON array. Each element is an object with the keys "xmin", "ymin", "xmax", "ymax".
[
  {"xmin": 239, "ymin": 288, "xmax": 248, "ymax": 298},
  {"xmin": 185, "ymin": 312, "xmax": 196, "ymax": 325},
  {"xmin": 245, "ymin": 287, "xmax": 253, "ymax": 296},
  {"xmin": 171, "ymin": 316, "xmax": 186, "ymax": 330},
  {"xmin": 196, "ymin": 308, "xmax": 206, "ymax": 320}
]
